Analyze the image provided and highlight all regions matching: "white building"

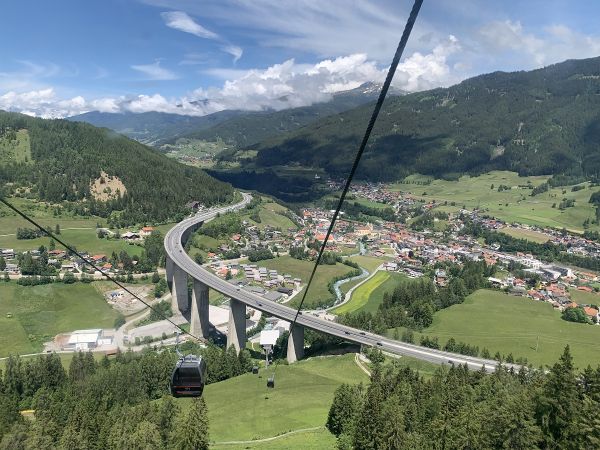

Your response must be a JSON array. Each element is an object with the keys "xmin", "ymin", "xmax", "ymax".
[
  {"xmin": 259, "ymin": 329, "xmax": 280, "ymax": 348},
  {"xmin": 65, "ymin": 329, "xmax": 103, "ymax": 351}
]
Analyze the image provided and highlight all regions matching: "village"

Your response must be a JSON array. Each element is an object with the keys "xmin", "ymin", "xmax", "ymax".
[
  {"xmin": 197, "ymin": 182, "xmax": 600, "ymax": 324},
  {"xmin": 2, "ymin": 182, "xmax": 600, "ymax": 328}
]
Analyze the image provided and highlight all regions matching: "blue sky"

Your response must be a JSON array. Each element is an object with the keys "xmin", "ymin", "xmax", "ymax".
[{"xmin": 2, "ymin": 0, "xmax": 600, "ymax": 117}]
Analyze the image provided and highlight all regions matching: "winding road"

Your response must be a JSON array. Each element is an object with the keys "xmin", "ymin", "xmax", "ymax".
[{"xmin": 165, "ymin": 193, "xmax": 519, "ymax": 373}]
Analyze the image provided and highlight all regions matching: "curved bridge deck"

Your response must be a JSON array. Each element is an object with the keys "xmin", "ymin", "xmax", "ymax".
[{"xmin": 165, "ymin": 194, "xmax": 516, "ymax": 372}]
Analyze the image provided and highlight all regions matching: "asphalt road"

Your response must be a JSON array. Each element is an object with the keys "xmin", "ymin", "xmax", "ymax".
[{"xmin": 166, "ymin": 193, "xmax": 519, "ymax": 373}]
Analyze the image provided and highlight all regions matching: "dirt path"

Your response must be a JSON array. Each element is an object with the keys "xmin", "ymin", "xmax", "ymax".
[{"xmin": 213, "ymin": 426, "xmax": 325, "ymax": 446}]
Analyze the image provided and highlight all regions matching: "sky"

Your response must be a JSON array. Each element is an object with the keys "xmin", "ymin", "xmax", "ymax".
[{"xmin": 1, "ymin": 0, "xmax": 600, "ymax": 118}]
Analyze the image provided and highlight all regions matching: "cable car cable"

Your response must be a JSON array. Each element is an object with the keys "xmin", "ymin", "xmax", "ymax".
[
  {"xmin": 0, "ymin": 196, "xmax": 203, "ymax": 343},
  {"xmin": 285, "ymin": 0, "xmax": 424, "ymax": 340}
]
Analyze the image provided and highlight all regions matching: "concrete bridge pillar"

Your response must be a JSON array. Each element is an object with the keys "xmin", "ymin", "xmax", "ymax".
[
  {"xmin": 227, "ymin": 298, "xmax": 246, "ymax": 352},
  {"xmin": 190, "ymin": 279, "xmax": 210, "ymax": 338},
  {"xmin": 287, "ymin": 325, "xmax": 304, "ymax": 364},
  {"xmin": 170, "ymin": 264, "xmax": 189, "ymax": 313},
  {"xmin": 165, "ymin": 255, "xmax": 174, "ymax": 291}
]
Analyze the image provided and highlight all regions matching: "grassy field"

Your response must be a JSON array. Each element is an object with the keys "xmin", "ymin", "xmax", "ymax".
[
  {"xmin": 259, "ymin": 256, "xmax": 355, "ymax": 308},
  {"xmin": 334, "ymin": 271, "xmax": 407, "ymax": 315},
  {"xmin": 0, "ymin": 129, "xmax": 31, "ymax": 164},
  {"xmin": 249, "ymin": 201, "xmax": 297, "ymax": 231},
  {"xmin": 569, "ymin": 289, "xmax": 600, "ymax": 306},
  {"xmin": 390, "ymin": 171, "xmax": 600, "ymax": 233},
  {"xmin": 500, "ymin": 227, "xmax": 550, "ymax": 243},
  {"xmin": 0, "ymin": 282, "xmax": 118, "ymax": 356},
  {"xmin": 177, "ymin": 354, "xmax": 368, "ymax": 443},
  {"xmin": 0, "ymin": 197, "xmax": 146, "ymax": 256},
  {"xmin": 337, "ymin": 255, "xmax": 383, "ymax": 295},
  {"xmin": 0, "ymin": 228, "xmax": 143, "ymax": 256},
  {"xmin": 353, "ymin": 197, "xmax": 390, "ymax": 210},
  {"xmin": 211, "ymin": 427, "xmax": 335, "ymax": 449},
  {"xmin": 416, "ymin": 289, "xmax": 600, "ymax": 368},
  {"xmin": 347, "ymin": 255, "xmax": 383, "ymax": 272}
]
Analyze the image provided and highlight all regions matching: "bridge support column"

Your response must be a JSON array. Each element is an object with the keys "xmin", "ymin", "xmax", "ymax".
[
  {"xmin": 171, "ymin": 265, "xmax": 189, "ymax": 313},
  {"xmin": 227, "ymin": 298, "xmax": 246, "ymax": 352},
  {"xmin": 287, "ymin": 325, "xmax": 304, "ymax": 364},
  {"xmin": 190, "ymin": 279, "xmax": 210, "ymax": 338},
  {"xmin": 165, "ymin": 255, "xmax": 174, "ymax": 291}
]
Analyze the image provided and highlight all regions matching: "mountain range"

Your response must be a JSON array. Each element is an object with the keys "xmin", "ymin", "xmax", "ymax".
[
  {"xmin": 68, "ymin": 82, "xmax": 395, "ymax": 148},
  {"xmin": 247, "ymin": 57, "xmax": 600, "ymax": 181}
]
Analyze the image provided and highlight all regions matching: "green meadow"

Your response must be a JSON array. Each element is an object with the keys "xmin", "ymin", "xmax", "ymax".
[{"xmin": 390, "ymin": 171, "xmax": 600, "ymax": 233}]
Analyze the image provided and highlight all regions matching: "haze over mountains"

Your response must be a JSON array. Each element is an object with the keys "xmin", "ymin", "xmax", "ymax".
[{"xmin": 68, "ymin": 82, "xmax": 394, "ymax": 147}]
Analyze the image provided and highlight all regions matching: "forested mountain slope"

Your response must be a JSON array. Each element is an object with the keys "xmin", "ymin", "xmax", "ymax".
[
  {"xmin": 251, "ymin": 57, "xmax": 600, "ymax": 181},
  {"xmin": 181, "ymin": 83, "xmax": 389, "ymax": 151},
  {"xmin": 67, "ymin": 110, "xmax": 243, "ymax": 145},
  {"xmin": 0, "ymin": 111, "xmax": 234, "ymax": 224}
]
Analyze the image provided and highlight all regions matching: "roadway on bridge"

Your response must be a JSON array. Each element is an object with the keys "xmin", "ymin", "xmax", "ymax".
[{"xmin": 165, "ymin": 193, "xmax": 516, "ymax": 373}]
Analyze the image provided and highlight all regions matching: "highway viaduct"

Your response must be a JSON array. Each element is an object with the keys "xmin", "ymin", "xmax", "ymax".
[{"xmin": 165, "ymin": 193, "xmax": 517, "ymax": 372}]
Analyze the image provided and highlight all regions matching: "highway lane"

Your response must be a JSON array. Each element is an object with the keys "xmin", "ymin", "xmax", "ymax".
[{"xmin": 165, "ymin": 193, "xmax": 519, "ymax": 373}]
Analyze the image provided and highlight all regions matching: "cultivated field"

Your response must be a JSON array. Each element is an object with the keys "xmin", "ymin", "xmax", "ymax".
[
  {"xmin": 0, "ymin": 282, "xmax": 118, "ymax": 356},
  {"xmin": 390, "ymin": 171, "xmax": 600, "ymax": 233},
  {"xmin": 334, "ymin": 271, "xmax": 406, "ymax": 315},
  {"xmin": 414, "ymin": 289, "xmax": 600, "ymax": 368}
]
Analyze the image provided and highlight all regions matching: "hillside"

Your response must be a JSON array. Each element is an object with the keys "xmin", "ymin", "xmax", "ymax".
[
  {"xmin": 0, "ymin": 111, "xmax": 234, "ymax": 224},
  {"xmin": 67, "ymin": 109, "xmax": 243, "ymax": 145},
  {"xmin": 249, "ymin": 56, "xmax": 600, "ymax": 181},
  {"xmin": 181, "ymin": 82, "xmax": 391, "ymax": 152}
]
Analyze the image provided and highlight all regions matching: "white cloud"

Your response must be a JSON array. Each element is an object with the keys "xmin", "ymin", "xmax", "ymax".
[
  {"xmin": 0, "ymin": 38, "xmax": 461, "ymax": 118},
  {"xmin": 131, "ymin": 61, "xmax": 179, "ymax": 80},
  {"xmin": 0, "ymin": 88, "xmax": 120, "ymax": 118},
  {"xmin": 161, "ymin": 10, "xmax": 243, "ymax": 63},
  {"xmin": 144, "ymin": 0, "xmax": 431, "ymax": 62},
  {"xmin": 477, "ymin": 20, "xmax": 600, "ymax": 68},
  {"xmin": 161, "ymin": 11, "xmax": 219, "ymax": 39},
  {"xmin": 222, "ymin": 45, "xmax": 243, "ymax": 63}
]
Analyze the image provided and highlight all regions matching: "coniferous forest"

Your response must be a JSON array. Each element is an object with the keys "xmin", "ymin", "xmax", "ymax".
[
  {"xmin": 251, "ymin": 57, "xmax": 600, "ymax": 181},
  {"xmin": 0, "ymin": 111, "xmax": 234, "ymax": 224},
  {"xmin": 328, "ymin": 346, "xmax": 600, "ymax": 450},
  {"xmin": 0, "ymin": 344, "xmax": 251, "ymax": 450}
]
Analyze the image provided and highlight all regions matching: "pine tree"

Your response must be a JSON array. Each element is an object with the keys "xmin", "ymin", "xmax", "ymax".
[
  {"xmin": 170, "ymin": 398, "xmax": 209, "ymax": 450},
  {"xmin": 327, "ymin": 384, "xmax": 362, "ymax": 437},
  {"xmin": 353, "ymin": 381, "xmax": 385, "ymax": 449},
  {"xmin": 536, "ymin": 345, "xmax": 581, "ymax": 447},
  {"xmin": 379, "ymin": 394, "xmax": 406, "ymax": 450},
  {"xmin": 58, "ymin": 423, "xmax": 86, "ymax": 450},
  {"xmin": 0, "ymin": 394, "xmax": 21, "ymax": 441},
  {"xmin": 130, "ymin": 420, "xmax": 162, "ymax": 450}
]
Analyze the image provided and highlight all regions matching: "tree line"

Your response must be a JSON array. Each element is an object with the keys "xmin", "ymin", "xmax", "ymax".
[
  {"xmin": 327, "ymin": 346, "xmax": 600, "ymax": 449},
  {"xmin": 340, "ymin": 260, "xmax": 492, "ymax": 333},
  {"xmin": 463, "ymin": 218, "xmax": 600, "ymax": 272},
  {"xmin": 0, "ymin": 342, "xmax": 252, "ymax": 449}
]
